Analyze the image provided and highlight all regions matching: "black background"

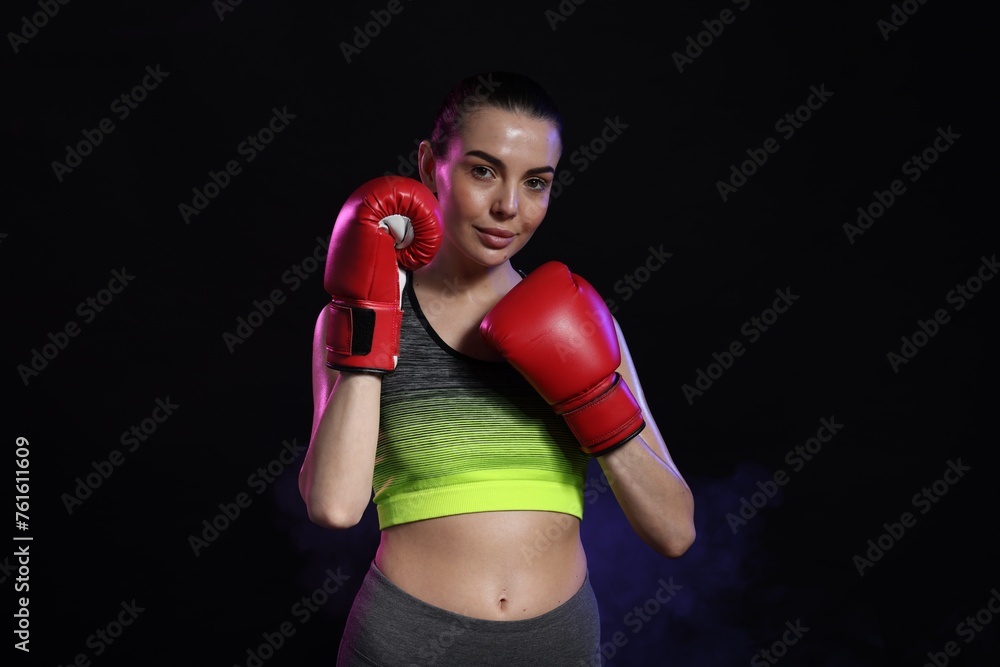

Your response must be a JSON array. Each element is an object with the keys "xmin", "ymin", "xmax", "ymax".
[{"xmin": 3, "ymin": 1, "xmax": 997, "ymax": 666}]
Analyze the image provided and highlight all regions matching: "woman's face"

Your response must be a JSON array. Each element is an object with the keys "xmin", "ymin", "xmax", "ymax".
[{"xmin": 420, "ymin": 106, "xmax": 562, "ymax": 267}]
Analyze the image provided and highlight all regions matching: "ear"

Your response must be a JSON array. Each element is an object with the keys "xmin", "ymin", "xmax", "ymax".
[{"xmin": 417, "ymin": 140, "xmax": 437, "ymax": 194}]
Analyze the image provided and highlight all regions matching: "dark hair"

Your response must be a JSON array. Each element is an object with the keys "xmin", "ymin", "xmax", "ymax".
[{"xmin": 428, "ymin": 71, "xmax": 563, "ymax": 158}]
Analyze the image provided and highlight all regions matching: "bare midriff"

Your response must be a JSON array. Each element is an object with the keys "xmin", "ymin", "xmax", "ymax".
[{"xmin": 374, "ymin": 510, "xmax": 588, "ymax": 621}]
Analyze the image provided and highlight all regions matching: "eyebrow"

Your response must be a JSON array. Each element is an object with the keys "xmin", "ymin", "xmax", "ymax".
[{"xmin": 465, "ymin": 150, "xmax": 555, "ymax": 176}]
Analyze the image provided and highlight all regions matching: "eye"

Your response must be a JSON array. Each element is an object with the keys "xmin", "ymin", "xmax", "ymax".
[
  {"xmin": 525, "ymin": 177, "xmax": 550, "ymax": 192},
  {"xmin": 471, "ymin": 165, "xmax": 495, "ymax": 180}
]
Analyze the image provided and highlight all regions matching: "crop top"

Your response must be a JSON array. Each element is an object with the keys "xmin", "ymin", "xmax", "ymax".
[{"xmin": 372, "ymin": 271, "xmax": 591, "ymax": 529}]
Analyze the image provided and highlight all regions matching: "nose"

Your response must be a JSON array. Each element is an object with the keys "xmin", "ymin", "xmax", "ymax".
[{"xmin": 490, "ymin": 182, "xmax": 518, "ymax": 220}]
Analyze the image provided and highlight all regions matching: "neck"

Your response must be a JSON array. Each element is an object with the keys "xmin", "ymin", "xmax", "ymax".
[{"xmin": 415, "ymin": 252, "xmax": 522, "ymax": 303}]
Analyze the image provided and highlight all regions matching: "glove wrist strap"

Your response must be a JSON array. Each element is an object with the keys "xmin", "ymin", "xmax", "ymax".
[
  {"xmin": 325, "ymin": 299, "xmax": 401, "ymax": 373},
  {"xmin": 561, "ymin": 373, "xmax": 645, "ymax": 456}
]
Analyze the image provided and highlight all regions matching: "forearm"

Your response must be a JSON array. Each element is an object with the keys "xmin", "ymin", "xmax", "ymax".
[
  {"xmin": 598, "ymin": 434, "xmax": 696, "ymax": 558},
  {"xmin": 299, "ymin": 372, "xmax": 382, "ymax": 528}
]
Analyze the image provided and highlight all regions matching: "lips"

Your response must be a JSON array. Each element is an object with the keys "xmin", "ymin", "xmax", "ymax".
[{"xmin": 475, "ymin": 227, "xmax": 515, "ymax": 250}]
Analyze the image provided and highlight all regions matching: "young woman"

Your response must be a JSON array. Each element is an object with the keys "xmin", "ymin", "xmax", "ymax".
[{"xmin": 299, "ymin": 71, "xmax": 696, "ymax": 666}]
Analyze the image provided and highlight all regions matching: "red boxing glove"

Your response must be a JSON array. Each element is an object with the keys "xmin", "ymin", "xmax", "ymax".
[
  {"xmin": 480, "ymin": 261, "xmax": 645, "ymax": 456},
  {"xmin": 324, "ymin": 175, "xmax": 442, "ymax": 373}
]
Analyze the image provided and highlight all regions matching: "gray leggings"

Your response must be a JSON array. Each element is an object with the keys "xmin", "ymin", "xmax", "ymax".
[{"xmin": 336, "ymin": 561, "xmax": 602, "ymax": 666}]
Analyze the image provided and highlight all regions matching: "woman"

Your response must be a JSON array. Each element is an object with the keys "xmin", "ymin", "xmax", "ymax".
[{"xmin": 299, "ymin": 71, "xmax": 696, "ymax": 666}]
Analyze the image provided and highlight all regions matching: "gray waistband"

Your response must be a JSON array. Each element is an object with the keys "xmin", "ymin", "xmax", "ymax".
[{"xmin": 336, "ymin": 560, "xmax": 602, "ymax": 666}]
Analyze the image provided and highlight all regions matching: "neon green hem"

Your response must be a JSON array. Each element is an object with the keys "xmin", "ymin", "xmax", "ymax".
[{"xmin": 375, "ymin": 469, "xmax": 585, "ymax": 530}]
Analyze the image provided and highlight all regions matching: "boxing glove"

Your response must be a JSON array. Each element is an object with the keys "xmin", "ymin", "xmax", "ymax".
[
  {"xmin": 324, "ymin": 175, "xmax": 442, "ymax": 373},
  {"xmin": 480, "ymin": 261, "xmax": 645, "ymax": 456}
]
